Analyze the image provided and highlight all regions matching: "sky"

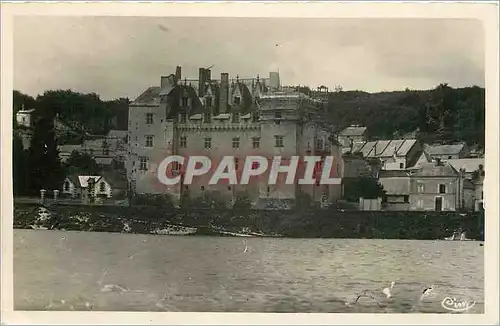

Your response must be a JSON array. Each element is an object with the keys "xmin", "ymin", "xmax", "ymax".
[{"xmin": 14, "ymin": 17, "xmax": 485, "ymax": 101}]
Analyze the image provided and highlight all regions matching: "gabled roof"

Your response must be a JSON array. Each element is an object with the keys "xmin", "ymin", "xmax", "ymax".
[
  {"xmin": 65, "ymin": 175, "xmax": 104, "ymax": 188},
  {"xmin": 131, "ymin": 86, "xmax": 161, "ymax": 106},
  {"xmin": 347, "ymin": 139, "xmax": 418, "ymax": 158},
  {"xmin": 447, "ymin": 158, "xmax": 484, "ymax": 174},
  {"xmin": 410, "ymin": 162, "xmax": 458, "ymax": 177},
  {"xmin": 424, "ymin": 143, "xmax": 466, "ymax": 156}
]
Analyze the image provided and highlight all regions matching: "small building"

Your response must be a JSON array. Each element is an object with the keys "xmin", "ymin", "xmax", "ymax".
[
  {"xmin": 409, "ymin": 160, "xmax": 474, "ymax": 211},
  {"xmin": 378, "ymin": 170, "xmax": 411, "ymax": 211},
  {"xmin": 338, "ymin": 125, "xmax": 367, "ymax": 148},
  {"xmin": 16, "ymin": 108, "xmax": 35, "ymax": 128},
  {"xmin": 62, "ymin": 175, "xmax": 113, "ymax": 200},
  {"xmin": 424, "ymin": 143, "xmax": 469, "ymax": 161}
]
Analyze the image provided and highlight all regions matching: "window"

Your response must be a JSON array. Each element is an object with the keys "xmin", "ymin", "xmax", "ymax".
[
  {"xmin": 275, "ymin": 111, "xmax": 282, "ymax": 119},
  {"xmin": 204, "ymin": 137, "xmax": 212, "ymax": 149},
  {"xmin": 234, "ymin": 97, "xmax": 241, "ymax": 105},
  {"xmin": 232, "ymin": 112, "xmax": 240, "ymax": 123},
  {"xmin": 172, "ymin": 161, "xmax": 181, "ymax": 171},
  {"xmin": 448, "ymin": 156, "xmax": 452, "ymax": 159},
  {"xmin": 418, "ymin": 183, "xmax": 425, "ymax": 193},
  {"xmin": 316, "ymin": 139, "xmax": 324, "ymax": 150},
  {"xmin": 103, "ymin": 148, "xmax": 110, "ymax": 155},
  {"xmin": 201, "ymin": 186, "xmax": 205, "ymax": 191},
  {"xmin": 481, "ymin": 191, "xmax": 483, "ymax": 200},
  {"xmin": 145, "ymin": 135, "xmax": 154, "ymax": 147},
  {"xmin": 180, "ymin": 136, "xmax": 187, "ymax": 148},
  {"xmin": 252, "ymin": 112, "xmax": 259, "ymax": 123},
  {"xmin": 204, "ymin": 112, "xmax": 211, "ymax": 123},
  {"xmin": 275, "ymin": 135, "xmax": 284, "ymax": 148},
  {"xmin": 180, "ymin": 113, "xmax": 187, "ymax": 123},
  {"xmin": 206, "ymin": 97, "xmax": 212, "ymax": 108},
  {"xmin": 139, "ymin": 157, "xmax": 148, "ymax": 170},
  {"xmin": 266, "ymin": 186, "xmax": 270, "ymax": 196},
  {"xmin": 181, "ymin": 97, "xmax": 189, "ymax": 107},
  {"xmin": 252, "ymin": 137, "xmax": 260, "ymax": 149},
  {"xmin": 400, "ymin": 162, "xmax": 404, "ymax": 169},
  {"xmin": 235, "ymin": 158, "xmax": 239, "ymax": 170},
  {"xmin": 232, "ymin": 137, "xmax": 240, "ymax": 149},
  {"xmin": 99, "ymin": 182, "xmax": 106, "ymax": 192},
  {"xmin": 64, "ymin": 181, "xmax": 70, "ymax": 191},
  {"xmin": 439, "ymin": 184, "xmax": 446, "ymax": 194},
  {"xmin": 403, "ymin": 195, "xmax": 409, "ymax": 203},
  {"xmin": 146, "ymin": 113, "xmax": 153, "ymax": 124},
  {"xmin": 417, "ymin": 199, "xmax": 423, "ymax": 209}
]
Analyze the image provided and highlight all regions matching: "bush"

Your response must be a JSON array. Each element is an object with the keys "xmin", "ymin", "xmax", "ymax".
[{"xmin": 132, "ymin": 194, "xmax": 175, "ymax": 208}]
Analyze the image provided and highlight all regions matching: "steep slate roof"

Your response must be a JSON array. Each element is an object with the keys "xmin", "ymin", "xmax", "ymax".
[
  {"xmin": 131, "ymin": 87, "xmax": 161, "ymax": 106},
  {"xmin": 424, "ymin": 143, "xmax": 466, "ymax": 156},
  {"xmin": 346, "ymin": 139, "xmax": 418, "ymax": 159},
  {"xmin": 339, "ymin": 126, "xmax": 367, "ymax": 137},
  {"xmin": 447, "ymin": 158, "xmax": 484, "ymax": 173}
]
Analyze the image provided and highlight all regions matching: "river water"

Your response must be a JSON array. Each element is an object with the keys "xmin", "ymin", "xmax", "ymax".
[{"xmin": 14, "ymin": 229, "xmax": 484, "ymax": 313}]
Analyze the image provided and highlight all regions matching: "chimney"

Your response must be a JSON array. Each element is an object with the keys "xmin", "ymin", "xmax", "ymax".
[
  {"xmin": 175, "ymin": 66, "xmax": 182, "ymax": 81},
  {"xmin": 269, "ymin": 71, "xmax": 280, "ymax": 91},
  {"xmin": 219, "ymin": 73, "xmax": 229, "ymax": 113},
  {"xmin": 198, "ymin": 68, "xmax": 209, "ymax": 97}
]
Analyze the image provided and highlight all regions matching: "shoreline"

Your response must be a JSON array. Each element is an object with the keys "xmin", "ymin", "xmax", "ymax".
[{"xmin": 13, "ymin": 203, "xmax": 485, "ymax": 241}]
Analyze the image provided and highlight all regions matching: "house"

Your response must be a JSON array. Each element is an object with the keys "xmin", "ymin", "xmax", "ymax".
[
  {"xmin": 424, "ymin": 143, "xmax": 469, "ymax": 160},
  {"xmin": 344, "ymin": 138, "xmax": 422, "ymax": 171},
  {"xmin": 409, "ymin": 160, "xmax": 474, "ymax": 211},
  {"xmin": 378, "ymin": 170, "xmax": 411, "ymax": 211},
  {"xmin": 62, "ymin": 174, "xmax": 120, "ymax": 201},
  {"xmin": 338, "ymin": 125, "xmax": 367, "ymax": 148},
  {"xmin": 16, "ymin": 108, "xmax": 35, "ymax": 128}
]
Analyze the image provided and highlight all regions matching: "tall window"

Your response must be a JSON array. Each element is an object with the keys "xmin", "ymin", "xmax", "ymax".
[
  {"xmin": 316, "ymin": 139, "xmax": 324, "ymax": 150},
  {"xmin": 146, "ymin": 113, "xmax": 154, "ymax": 124},
  {"xmin": 145, "ymin": 135, "xmax": 154, "ymax": 147},
  {"xmin": 139, "ymin": 157, "xmax": 148, "ymax": 170},
  {"xmin": 204, "ymin": 137, "xmax": 212, "ymax": 149},
  {"xmin": 439, "ymin": 184, "xmax": 446, "ymax": 194},
  {"xmin": 232, "ymin": 137, "xmax": 240, "ymax": 149},
  {"xmin": 418, "ymin": 183, "xmax": 425, "ymax": 193},
  {"xmin": 232, "ymin": 112, "xmax": 240, "ymax": 123},
  {"xmin": 179, "ymin": 113, "xmax": 187, "ymax": 123},
  {"xmin": 99, "ymin": 182, "xmax": 106, "ymax": 192},
  {"xmin": 205, "ymin": 97, "xmax": 213, "ymax": 108},
  {"xmin": 400, "ymin": 162, "xmax": 404, "ymax": 169},
  {"xmin": 204, "ymin": 112, "xmax": 211, "ymax": 123},
  {"xmin": 234, "ymin": 97, "xmax": 241, "ymax": 105},
  {"xmin": 252, "ymin": 137, "xmax": 260, "ymax": 149},
  {"xmin": 180, "ymin": 136, "xmax": 187, "ymax": 148},
  {"xmin": 275, "ymin": 135, "xmax": 284, "ymax": 148},
  {"xmin": 252, "ymin": 112, "xmax": 259, "ymax": 123},
  {"xmin": 181, "ymin": 97, "xmax": 189, "ymax": 107}
]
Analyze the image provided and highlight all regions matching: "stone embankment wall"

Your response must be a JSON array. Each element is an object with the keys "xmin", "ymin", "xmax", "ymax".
[{"xmin": 13, "ymin": 203, "xmax": 484, "ymax": 240}]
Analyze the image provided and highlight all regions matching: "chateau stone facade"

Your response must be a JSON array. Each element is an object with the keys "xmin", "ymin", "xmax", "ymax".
[{"xmin": 126, "ymin": 66, "xmax": 343, "ymax": 206}]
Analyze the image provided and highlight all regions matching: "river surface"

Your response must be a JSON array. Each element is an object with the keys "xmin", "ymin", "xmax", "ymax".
[{"xmin": 14, "ymin": 229, "xmax": 484, "ymax": 313}]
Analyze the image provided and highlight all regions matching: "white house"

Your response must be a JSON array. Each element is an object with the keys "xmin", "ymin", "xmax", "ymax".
[
  {"xmin": 62, "ymin": 175, "xmax": 113, "ymax": 199},
  {"xmin": 16, "ymin": 108, "xmax": 35, "ymax": 128}
]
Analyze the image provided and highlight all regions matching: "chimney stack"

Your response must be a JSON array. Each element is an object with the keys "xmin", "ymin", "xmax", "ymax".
[
  {"xmin": 219, "ymin": 73, "xmax": 229, "ymax": 113},
  {"xmin": 175, "ymin": 66, "xmax": 182, "ymax": 81},
  {"xmin": 198, "ymin": 68, "xmax": 212, "ymax": 97}
]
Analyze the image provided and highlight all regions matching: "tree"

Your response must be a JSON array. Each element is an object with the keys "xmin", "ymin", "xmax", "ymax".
[
  {"xmin": 343, "ymin": 177, "xmax": 386, "ymax": 202},
  {"xmin": 65, "ymin": 150, "xmax": 101, "ymax": 174},
  {"xmin": 26, "ymin": 115, "xmax": 66, "ymax": 194},
  {"xmin": 13, "ymin": 134, "xmax": 28, "ymax": 195}
]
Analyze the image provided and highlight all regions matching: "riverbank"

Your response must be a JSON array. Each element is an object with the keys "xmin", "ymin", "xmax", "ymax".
[{"xmin": 13, "ymin": 203, "xmax": 484, "ymax": 240}]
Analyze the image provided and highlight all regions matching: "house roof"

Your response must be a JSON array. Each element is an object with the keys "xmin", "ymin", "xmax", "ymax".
[
  {"xmin": 58, "ymin": 145, "xmax": 82, "ymax": 154},
  {"xmin": 131, "ymin": 86, "xmax": 161, "ymax": 106},
  {"xmin": 379, "ymin": 170, "xmax": 410, "ymax": 178},
  {"xmin": 447, "ymin": 158, "xmax": 484, "ymax": 173},
  {"xmin": 424, "ymin": 143, "xmax": 466, "ymax": 156},
  {"xmin": 410, "ymin": 162, "xmax": 458, "ymax": 177},
  {"xmin": 339, "ymin": 126, "xmax": 367, "ymax": 137},
  {"xmin": 349, "ymin": 139, "xmax": 418, "ymax": 158}
]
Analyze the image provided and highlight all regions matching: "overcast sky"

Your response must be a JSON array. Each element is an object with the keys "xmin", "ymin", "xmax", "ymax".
[{"xmin": 14, "ymin": 17, "xmax": 484, "ymax": 100}]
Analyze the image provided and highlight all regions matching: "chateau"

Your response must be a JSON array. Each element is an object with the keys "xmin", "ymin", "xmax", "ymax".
[{"xmin": 126, "ymin": 66, "xmax": 343, "ymax": 207}]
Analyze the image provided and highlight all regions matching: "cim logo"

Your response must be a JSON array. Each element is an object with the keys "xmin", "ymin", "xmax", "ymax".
[
  {"xmin": 441, "ymin": 297, "xmax": 476, "ymax": 313},
  {"xmin": 155, "ymin": 155, "xmax": 341, "ymax": 186}
]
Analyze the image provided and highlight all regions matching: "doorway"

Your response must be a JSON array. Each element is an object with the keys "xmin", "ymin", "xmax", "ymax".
[{"xmin": 435, "ymin": 197, "xmax": 443, "ymax": 211}]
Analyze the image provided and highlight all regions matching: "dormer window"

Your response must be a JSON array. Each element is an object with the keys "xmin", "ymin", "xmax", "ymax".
[
  {"xmin": 181, "ymin": 97, "xmax": 189, "ymax": 107},
  {"xmin": 234, "ymin": 97, "xmax": 241, "ymax": 105},
  {"xmin": 179, "ymin": 113, "xmax": 187, "ymax": 123},
  {"xmin": 204, "ymin": 112, "xmax": 211, "ymax": 123}
]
